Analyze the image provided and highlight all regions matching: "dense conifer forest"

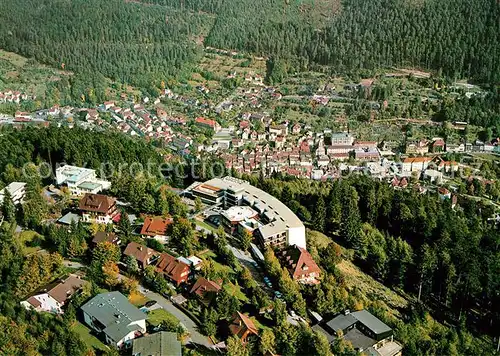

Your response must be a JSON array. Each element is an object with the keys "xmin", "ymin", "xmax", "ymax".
[{"xmin": 1, "ymin": 0, "xmax": 499, "ymax": 88}]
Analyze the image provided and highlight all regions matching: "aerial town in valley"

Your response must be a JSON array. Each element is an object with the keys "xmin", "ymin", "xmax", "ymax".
[
  {"xmin": 0, "ymin": 23, "xmax": 499, "ymax": 356},
  {"xmin": 0, "ymin": 49, "xmax": 498, "ymax": 208}
]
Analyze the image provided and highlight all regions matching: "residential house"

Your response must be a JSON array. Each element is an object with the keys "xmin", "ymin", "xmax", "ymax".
[
  {"xmin": 278, "ymin": 245, "xmax": 321, "ymax": 284},
  {"xmin": 432, "ymin": 156, "xmax": 459, "ymax": 173},
  {"xmin": 155, "ymin": 253, "xmax": 191, "ymax": 286},
  {"xmin": 355, "ymin": 149, "xmax": 380, "ymax": 162},
  {"xmin": 0, "ymin": 182, "xmax": 26, "ymax": 205},
  {"xmin": 81, "ymin": 291, "xmax": 146, "ymax": 348},
  {"xmin": 124, "ymin": 242, "xmax": 160, "ymax": 269},
  {"xmin": 229, "ymin": 312, "xmax": 259, "ymax": 344},
  {"xmin": 78, "ymin": 193, "xmax": 118, "ymax": 224},
  {"xmin": 140, "ymin": 216, "xmax": 173, "ymax": 243},
  {"xmin": 430, "ymin": 138, "xmax": 445, "ymax": 152},
  {"xmin": 21, "ymin": 275, "xmax": 87, "ymax": 314},
  {"xmin": 103, "ymin": 101, "xmax": 115, "ymax": 110},
  {"xmin": 405, "ymin": 140, "xmax": 429, "ymax": 155},
  {"xmin": 132, "ymin": 331, "xmax": 181, "ymax": 356},
  {"xmin": 313, "ymin": 310, "xmax": 402, "ymax": 356},
  {"xmin": 92, "ymin": 231, "xmax": 121, "ymax": 248},
  {"xmin": 438, "ymin": 187, "xmax": 452, "ymax": 200},
  {"xmin": 189, "ymin": 277, "xmax": 222, "ymax": 305},
  {"xmin": 292, "ymin": 123, "xmax": 301, "ymax": 134}
]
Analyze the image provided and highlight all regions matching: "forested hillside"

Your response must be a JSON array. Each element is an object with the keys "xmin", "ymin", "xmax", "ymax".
[
  {"xmin": 0, "ymin": 0, "xmax": 211, "ymax": 89},
  {"xmin": 1, "ymin": 0, "xmax": 498, "ymax": 88}
]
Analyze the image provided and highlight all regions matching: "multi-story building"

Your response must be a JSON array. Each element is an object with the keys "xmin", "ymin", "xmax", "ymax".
[
  {"xmin": 78, "ymin": 193, "xmax": 118, "ymax": 224},
  {"xmin": 81, "ymin": 292, "xmax": 146, "ymax": 348},
  {"xmin": 187, "ymin": 176, "xmax": 306, "ymax": 249},
  {"xmin": 56, "ymin": 165, "xmax": 111, "ymax": 196},
  {"xmin": 330, "ymin": 133, "xmax": 354, "ymax": 146},
  {"xmin": 0, "ymin": 181, "xmax": 26, "ymax": 205}
]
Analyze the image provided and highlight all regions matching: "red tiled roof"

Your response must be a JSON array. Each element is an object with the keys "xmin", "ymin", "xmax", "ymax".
[
  {"xmin": 229, "ymin": 312, "xmax": 258, "ymax": 341},
  {"xmin": 280, "ymin": 245, "xmax": 321, "ymax": 282},
  {"xmin": 195, "ymin": 117, "xmax": 217, "ymax": 127},
  {"xmin": 190, "ymin": 277, "xmax": 221, "ymax": 301},
  {"xmin": 155, "ymin": 253, "xmax": 190, "ymax": 285},
  {"xmin": 27, "ymin": 296, "xmax": 41, "ymax": 308},
  {"xmin": 140, "ymin": 216, "xmax": 173, "ymax": 236}
]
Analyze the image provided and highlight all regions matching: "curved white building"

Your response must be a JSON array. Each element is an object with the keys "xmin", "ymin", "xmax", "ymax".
[{"xmin": 188, "ymin": 176, "xmax": 306, "ymax": 249}]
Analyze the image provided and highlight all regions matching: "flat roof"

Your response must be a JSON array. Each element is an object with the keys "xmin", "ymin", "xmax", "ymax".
[
  {"xmin": 344, "ymin": 328, "xmax": 376, "ymax": 350},
  {"xmin": 0, "ymin": 182, "xmax": 26, "ymax": 195},
  {"xmin": 197, "ymin": 177, "xmax": 304, "ymax": 230},
  {"xmin": 56, "ymin": 165, "xmax": 95, "ymax": 183},
  {"xmin": 221, "ymin": 205, "xmax": 258, "ymax": 223},
  {"xmin": 78, "ymin": 182, "xmax": 102, "ymax": 190},
  {"xmin": 326, "ymin": 313, "xmax": 357, "ymax": 333}
]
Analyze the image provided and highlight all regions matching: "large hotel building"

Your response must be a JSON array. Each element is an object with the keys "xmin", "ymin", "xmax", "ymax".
[{"xmin": 186, "ymin": 176, "xmax": 306, "ymax": 249}]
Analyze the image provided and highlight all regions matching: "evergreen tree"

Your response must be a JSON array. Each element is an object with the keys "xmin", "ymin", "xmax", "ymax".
[
  {"xmin": 312, "ymin": 195, "xmax": 326, "ymax": 232},
  {"xmin": 1, "ymin": 189, "xmax": 16, "ymax": 223},
  {"xmin": 341, "ymin": 187, "xmax": 362, "ymax": 248}
]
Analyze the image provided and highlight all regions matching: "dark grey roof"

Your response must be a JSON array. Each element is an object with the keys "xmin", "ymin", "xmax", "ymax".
[
  {"xmin": 132, "ymin": 331, "xmax": 181, "ymax": 356},
  {"xmin": 326, "ymin": 313, "xmax": 357, "ymax": 333},
  {"xmin": 312, "ymin": 324, "xmax": 336, "ymax": 344},
  {"xmin": 81, "ymin": 291, "xmax": 145, "ymax": 342},
  {"xmin": 351, "ymin": 310, "xmax": 392, "ymax": 335},
  {"xmin": 104, "ymin": 321, "xmax": 142, "ymax": 343},
  {"xmin": 344, "ymin": 328, "xmax": 376, "ymax": 350}
]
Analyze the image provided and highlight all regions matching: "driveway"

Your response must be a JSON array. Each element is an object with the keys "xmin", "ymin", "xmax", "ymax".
[
  {"xmin": 63, "ymin": 260, "xmax": 86, "ymax": 269},
  {"xmin": 138, "ymin": 286, "xmax": 214, "ymax": 349}
]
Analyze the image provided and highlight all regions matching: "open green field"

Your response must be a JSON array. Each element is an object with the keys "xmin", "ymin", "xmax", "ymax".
[
  {"xmin": 72, "ymin": 321, "xmax": 108, "ymax": 352},
  {"xmin": 147, "ymin": 308, "xmax": 180, "ymax": 328}
]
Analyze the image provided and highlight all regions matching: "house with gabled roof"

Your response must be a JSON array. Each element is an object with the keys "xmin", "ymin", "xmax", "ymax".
[
  {"xmin": 155, "ymin": 253, "xmax": 191, "ymax": 286},
  {"xmin": 140, "ymin": 216, "xmax": 173, "ymax": 243},
  {"xmin": 189, "ymin": 277, "xmax": 222, "ymax": 305},
  {"xmin": 229, "ymin": 312, "xmax": 259, "ymax": 344},
  {"xmin": 21, "ymin": 275, "xmax": 87, "ymax": 314},
  {"xmin": 124, "ymin": 242, "xmax": 160, "ymax": 269},
  {"xmin": 132, "ymin": 331, "xmax": 181, "ymax": 356},
  {"xmin": 78, "ymin": 193, "xmax": 118, "ymax": 224},
  {"xmin": 92, "ymin": 231, "xmax": 121, "ymax": 248},
  {"xmin": 279, "ymin": 245, "xmax": 321, "ymax": 284}
]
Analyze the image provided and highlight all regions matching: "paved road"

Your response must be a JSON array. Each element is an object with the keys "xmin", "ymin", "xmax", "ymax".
[
  {"xmin": 61, "ymin": 260, "xmax": 213, "ymax": 349},
  {"xmin": 137, "ymin": 286, "xmax": 214, "ymax": 349}
]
